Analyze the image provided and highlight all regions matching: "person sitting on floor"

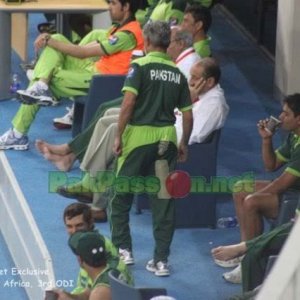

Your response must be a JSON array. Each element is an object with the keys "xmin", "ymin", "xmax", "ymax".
[
  {"xmin": 211, "ymin": 93, "xmax": 300, "ymax": 284},
  {"xmin": 48, "ymin": 203, "xmax": 133, "ymax": 298},
  {"xmin": 0, "ymin": 0, "xmax": 143, "ymax": 151},
  {"xmin": 51, "ymin": 230, "xmax": 133, "ymax": 300}
]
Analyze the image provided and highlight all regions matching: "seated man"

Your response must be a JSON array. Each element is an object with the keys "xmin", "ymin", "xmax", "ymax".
[
  {"xmin": 0, "ymin": 0, "xmax": 143, "ymax": 151},
  {"xmin": 52, "ymin": 230, "xmax": 133, "ymax": 300},
  {"xmin": 211, "ymin": 200, "xmax": 300, "ymax": 292},
  {"xmin": 212, "ymin": 93, "xmax": 300, "ymax": 283},
  {"xmin": 180, "ymin": 4, "xmax": 212, "ymax": 58},
  {"xmin": 61, "ymin": 203, "xmax": 133, "ymax": 296}
]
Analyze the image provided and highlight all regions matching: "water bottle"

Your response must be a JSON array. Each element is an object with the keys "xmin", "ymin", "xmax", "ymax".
[
  {"xmin": 217, "ymin": 216, "xmax": 238, "ymax": 228},
  {"xmin": 9, "ymin": 73, "xmax": 21, "ymax": 100}
]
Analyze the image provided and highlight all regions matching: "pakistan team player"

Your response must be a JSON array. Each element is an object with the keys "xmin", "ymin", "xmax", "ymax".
[{"xmin": 110, "ymin": 21, "xmax": 193, "ymax": 277}]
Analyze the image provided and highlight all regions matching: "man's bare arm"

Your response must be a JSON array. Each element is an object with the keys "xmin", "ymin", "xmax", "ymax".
[{"xmin": 35, "ymin": 33, "xmax": 105, "ymax": 59}]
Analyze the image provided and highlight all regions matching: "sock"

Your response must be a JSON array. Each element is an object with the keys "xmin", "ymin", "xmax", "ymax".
[
  {"xmin": 37, "ymin": 80, "xmax": 48, "ymax": 90},
  {"xmin": 13, "ymin": 128, "xmax": 24, "ymax": 138}
]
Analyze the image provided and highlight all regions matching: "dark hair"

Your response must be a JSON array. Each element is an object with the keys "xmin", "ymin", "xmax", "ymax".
[
  {"xmin": 283, "ymin": 94, "xmax": 300, "ymax": 117},
  {"xmin": 199, "ymin": 57, "xmax": 221, "ymax": 84},
  {"xmin": 119, "ymin": 0, "xmax": 140, "ymax": 15},
  {"xmin": 184, "ymin": 4, "xmax": 212, "ymax": 33},
  {"xmin": 63, "ymin": 203, "xmax": 94, "ymax": 229}
]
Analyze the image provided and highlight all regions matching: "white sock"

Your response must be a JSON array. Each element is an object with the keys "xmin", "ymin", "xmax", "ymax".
[
  {"xmin": 13, "ymin": 128, "xmax": 23, "ymax": 138},
  {"xmin": 30, "ymin": 80, "xmax": 48, "ymax": 91},
  {"xmin": 36, "ymin": 80, "xmax": 48, "ymax": 90}
]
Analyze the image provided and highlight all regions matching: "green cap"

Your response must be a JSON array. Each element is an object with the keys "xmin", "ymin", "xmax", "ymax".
[{"xmin": 68, "ymin": 231, "xmax": 106, "ymax": 267}]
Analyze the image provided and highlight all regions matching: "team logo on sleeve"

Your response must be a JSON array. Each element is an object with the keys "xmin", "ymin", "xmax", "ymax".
[
  {"xmin": 169, "ymin": 18, "xmax": 179, "ymax": 26},
  {"xmin": 108, "ymin": 35, "xmax": 119, "ymax": 45},
  {"xmin": 126, "ymin": 67, "xmax": 135, "ymax": 78}
]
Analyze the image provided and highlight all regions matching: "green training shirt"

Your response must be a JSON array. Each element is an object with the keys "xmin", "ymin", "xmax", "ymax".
[
  {"xmin": 99, "ymin": 25, "xmax": 137, "ymax": 56},
  {"xmin": 71, "ymin": 233, "xmax": 133, "ymax": 294},
  {"xmin": 275, "ymin": 133, "xmax": 300, "ymax": 189},
  {"xmin": 193, "ymin": 37, "xmax": 211, "ymax": 58},
  {"xmin": 122, "ymin": 51, "xmax": 192, "ymax": 127}
]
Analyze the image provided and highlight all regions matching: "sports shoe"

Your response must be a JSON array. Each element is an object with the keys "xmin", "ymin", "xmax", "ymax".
[
  {"xmin": 119, "ymin": 248, "xmax": 134, "ymax": 265},
  {"xmin": 214, "ymin": 256, "xmax": 244, "ymax": 268},
  {"xmin": 53, "ymin": 105, "xmax": 74, "ymax": 129},
  {"xmin": 17, "ymin": 82, "xmax": 58, "ymax": 106},
  {"xmin": 0, "ymin": 129, "xmax": 29, "ymax": 150},
  {"xmin": 223, "ymin": 264, "xmax": 242, "ymax": 284},
  {"xmin": 146, "ymin": 259, "xmax": 170, "ymax": 277}
]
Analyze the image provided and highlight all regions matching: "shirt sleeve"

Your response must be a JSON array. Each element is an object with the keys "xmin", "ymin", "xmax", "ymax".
[
  {"xmin": 122, "ymin": 63, "xmax": 142, "ymax": 96},
  {"xmin": 99, "ymin": 31, "xmax": 136, "ymax": 55},
  {"xmin": 275, "ymin": 135, "xmax": 291, "ymax": 162}
]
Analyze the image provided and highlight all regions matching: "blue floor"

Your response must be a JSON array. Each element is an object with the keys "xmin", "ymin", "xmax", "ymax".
[{"xmin": 0, "ymin": 7, "xmax": 282, "ymax": 300}]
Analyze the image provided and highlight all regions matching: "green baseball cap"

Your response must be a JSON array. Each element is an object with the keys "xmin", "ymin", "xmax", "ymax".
[{"xmin": 68, "ymin": 231, "xmax": 106, "ymax": 267}]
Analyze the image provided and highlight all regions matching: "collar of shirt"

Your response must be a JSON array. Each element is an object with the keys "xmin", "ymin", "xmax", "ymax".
[
  {"xmin": 176, "ymin": 47, "xmax": 196, "ymax": 65},
  {"xmin": 147, "ymin": 51, "xmax": 172, "ymax": 61}
]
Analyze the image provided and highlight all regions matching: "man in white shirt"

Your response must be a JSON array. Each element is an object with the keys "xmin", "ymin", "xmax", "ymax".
[
  {"xmin": 176, "ymin": 58, "xmax": 229, "ymax": 144},
  {"xmin": 167, "ymin": 26, "xmax": 200, "ymax": 80}
]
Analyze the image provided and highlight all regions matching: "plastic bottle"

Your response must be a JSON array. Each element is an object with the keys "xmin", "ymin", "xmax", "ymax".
[
  {"xmin": 217, "ymin": 216, "xmax": 238, "ymax": 228},
  {"xmin": 9, "ymin": 73, "xmax": 21, "ymax": 100}
]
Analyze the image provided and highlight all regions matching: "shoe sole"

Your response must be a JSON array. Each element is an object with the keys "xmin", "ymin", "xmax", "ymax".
[
  {"xmin": 146, "ymin": 264, "xmax": 170, "ymax": 276},
  {"xmin": 53, "ymin": 122, "xmax": 72, "ymax": 130},
  {"xmin": 18, "ymin": 92, "xmax": 58, "ymax": 107},
  {"xmin": 0, "ymin": 144, "xmax": 29, "ymax": 150},
  {"xmin": 214, "ymin": 258, "xmax": 241, "ymax": 268},
  {"xmin": 154, "ymin": 271, "xmax": 170, "ymax": 277}
]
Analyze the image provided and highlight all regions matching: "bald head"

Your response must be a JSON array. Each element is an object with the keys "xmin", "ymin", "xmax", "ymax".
[{"xmin": 194, "ymin": 57, "xmax": 221, "ymax": 84}]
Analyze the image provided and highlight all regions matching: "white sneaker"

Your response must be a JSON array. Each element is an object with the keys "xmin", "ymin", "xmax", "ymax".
[
  {"xmin": 53, "ymin": 105, "xmax": 74, "ymax": 129},
  {"xmin": 214, "ymin": 255, "xmax": 244, "ymax": 268},
  {"xmin": 223, "ymin": 264, "xmax": 242, "ymax": 284},
  {"xmin": 146, "ymin": 259, "xmax": 170, "ymax": 277},
  {"xmin": 119, "ymin": 248, "xmax": 134, "ymax": 265},
  {"xmin": 0, "ymin": 129, "xmax": 29, "ymax": 150},
  {"xmin": 17, "ymin": 82, "xmax": 58, "ymax": 106}
]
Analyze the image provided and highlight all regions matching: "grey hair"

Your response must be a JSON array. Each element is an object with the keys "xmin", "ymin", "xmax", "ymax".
[
  {"xmin": 143, "ymin": 21, "xmax": 171, "ymax": 49},
  {"xmin": 173, "ymin": 29, "xmax": 193, "ymax": 48}
]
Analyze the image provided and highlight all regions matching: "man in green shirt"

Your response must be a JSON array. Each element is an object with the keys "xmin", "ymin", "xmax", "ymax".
[
  {"xmin": 181, "ymin": 4, "xmax": 212, "ymax": 57},
  {"xmin": 110, "ymin": 20, "xmax": 193, "ymax": 276},
  {"xmin": 0, "ymin": 0, "xmax": 143, "ymax": 151},
  {"xmin": 54, "ymin": 230, "xmax": 133, "ymax": 300},
  {"xmin": 62, "ymin": 203, "xmax": 133, "ymax": 296}
]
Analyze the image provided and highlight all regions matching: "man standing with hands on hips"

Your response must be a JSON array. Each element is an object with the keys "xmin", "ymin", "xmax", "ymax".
[{"xmin": 110, "ymin": 20, "xmax": 193, "ymax": 277}]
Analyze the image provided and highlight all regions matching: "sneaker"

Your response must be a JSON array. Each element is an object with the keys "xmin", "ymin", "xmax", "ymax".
[
  {"xmin": 17, "ymin": 83, "xmax": 58, "ymax": 107},
  {"xmin": 53, "ymin": 106, "xmax": 74, "ymax": 129},
  {"xmin": 223, "ymin": 264, "xmax": 242, "ymax": 284},
  {"xmin": 0, "ymin": 129, "xmax": 29, "ymax": 150},
  {"xmin": 214, "ymin": 256, "xmax": 244, "ymax": 268},
  {"xmin": 146, "ymin": 259, "xmax": 170, "ymax": 277},
  {"xmin": 119, "ymin": 248, "xmax": 134, "ymax": 265}
]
